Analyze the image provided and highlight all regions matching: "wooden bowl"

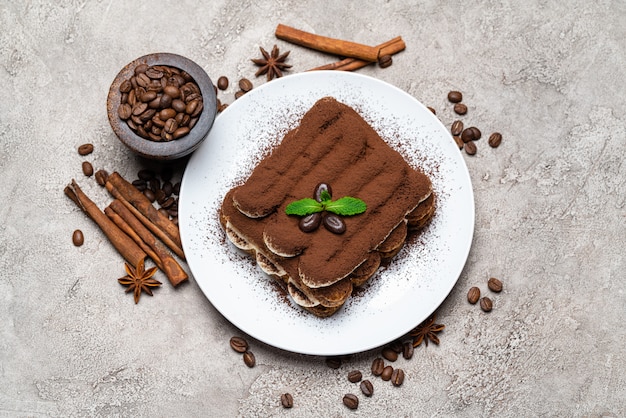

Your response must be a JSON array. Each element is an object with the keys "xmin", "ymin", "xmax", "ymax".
[{"xmin": 107, "ymin": 53, "xmax": 217, "ymax": 160}]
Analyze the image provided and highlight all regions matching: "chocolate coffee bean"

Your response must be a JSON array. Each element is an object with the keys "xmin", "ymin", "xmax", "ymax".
[
  {"xmin": 230, "ymin": 336, "xmax": 248, "ymax": 353},
  {"xmin": 217, "ymin": 76, "xmax": 229, "ymax": 90},
  {"xmin": 342, "ymin": 394, "xmax": 359, "ymax": 410},
  {"xmin": 281, "ymin": 393, "xmax": 293, "ymax": 408},
  {"xmin": 243, "ymin": 351, "xmax": 256, "ymax": 367},
  {"xmin": 360, "ymin": 380, "xmax": 374, "ymax": 397},
  {"xmin": 314, "ymin": 183, "xmax": 332, "ymax": 202},
  {"xmin": 299, "ymin": 212, "xmax": 322, "ymax": 233},
  {"xmin": 480, "ymin": 297, "xmax": 493, "ymax": 312},
  {"xmin": 451, "ymin": 120, "xmax": 464, "ymax": 136},
  {"xmin": 467, "ymin": 286, "xmax": 481, "ymax": 304},
  {"xmin": 323, "ymin": 214, "xmax": 346, "ymax": 234},
  {"xmin": 371, "ymin": 358, "xmax": 384, "ymax": 376},
  {"xmin": 454, "ymin": 103, "xmax": 468, "ymax": 115},
  {"xmin": 325, "ymin": 356, "xmax": 342, "ymax": 369},
  {"xmin": 391, "ymin": 368, "xmax": 405, "ymax": 386},
  {"xmin": 82, "ymin": 161, "xmax": 93, "ymax": 177},
  {"xmin": 381, "ymin": 347, "xmax": 398, "ymax": 362},
  {"xmin": 239, "ymin": 78, "xmax": 253, "ymax": 92},
  {"xmin": 464, "ymin": 141, "xmax": 477, "ymax": 155},
  {"xmin": 488, "ymin": 132, "xmax": 503, "ymax": 148},
  {"xmin": 447, "ymin": 90, "xmax": 463, "ymax": 103},
  {"xmin": 381, "ymin": 366, "xmax": 393, "ymax": 381},
  {"xmin": 77, "ymin": 143, "xmax": 94, "ymax": 156},
  {"xmin": 72, "ymin": 229, "xmax": 84, "ymax": 246},
  {"xmin": 347, "ymin": 370, "xmax": 363, "ymax": 383},
  {"xmin": 402, "ymin": 341, "xmax": 414, "ymax": 359},
  {"xmin": 488, "ymin": 277, "xmax": 503, "ymax": 293},
  {"xmin": 378, "ymin": 54, "xmax": 393, "ymax": 68}
]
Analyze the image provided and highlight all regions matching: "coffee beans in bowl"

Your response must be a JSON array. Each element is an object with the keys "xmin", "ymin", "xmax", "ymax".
[{"xmin": 107, "ymin": 53, "xmax": 217, "ymax": 160}]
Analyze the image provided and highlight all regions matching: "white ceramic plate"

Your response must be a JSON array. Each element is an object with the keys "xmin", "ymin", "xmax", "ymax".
[{"xmin": 179, "ymin": 71, "xmax": 474, "ymax": 356}]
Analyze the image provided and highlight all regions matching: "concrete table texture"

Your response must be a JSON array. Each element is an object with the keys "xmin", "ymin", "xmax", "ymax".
[{"xmin": 1, "ymin": 1, "xmax": 624, "ymax": 417}]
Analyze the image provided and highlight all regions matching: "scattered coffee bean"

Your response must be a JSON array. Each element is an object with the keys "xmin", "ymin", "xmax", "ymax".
[
  {"xmin": 389, "ymin": 340, "xmax": 403, "ymax": 353},
  {"xmin": 95, "ymin": 169, "xmax": 108, "ymax": 186},
  {"xmin": 243, "ymin": 351, "xmax": 256, "ymax": 367},
  {"xmin": 461, "ymin": 128, "xmax": 475, "ymax": 143},
  {"xmin": 347, "ymin": 370, "xmax": 363, "ymax": 383},
  {"xmin": 323, "ymin": 214, "xmax": 346, "ymax": 234},
  {"xmin": 381, "ymin": 366, "xmax": 394, "ymax": 381},
  {"xmin": 427, "ymin": 106, "xmax": 436, "ymax": 114},
  {"xmin": 326, "ymin": 356, "xmax": 342, "ymax": 369},
  {"xmin": 453, "ymin": 135, "xmax": 464, "ymax": 149},
  {"xmin": 229, "ymin": 336, "xmax": 248, "ymax": 353},
  {"xmin": 469, "ymin": 126, "xmax": 482, "ymax": 140},
  {"xmin": 391, "ymin": 368, "xmax": 405, "ymax": 386},
  {"xmin": 280, "ymin": 393, "xmax": 293, "ymax": 408},
  {"xmin": 234, "ymin": 90, "xmax": 245, "ymax": 100},
  {"xmin": 447, "ymin": 90, "xmax": 463, "ymax": 103},
  {"xmin": 488, "ymin": 277, "xmax": 503, "ymax": 293},
  {"xmin": 82, "ymin": 161, "xmax": 93, "ymax": 177},
  {"xmin": 137, "ymin": 169, "xmax": 154, "ymax": 180},
  {"xmin": 72, "ymin": 229, "xmax": 84, "ymax": 246},
  {"xmin": 381, "ymin": 347, "xmax": 398, "ymax": 362},
  {"xmin": 454, "ymin": 103, "xmax": 468, "ymax": 115},
  {"xmin": 480, "ymin": 297, "xmax": 493, "ymax": 312},
  {"xmin": 217, "ymin": 76, "xmax": 229, "ymax": 90},
  {"xmin": 378, "ymin": 54, "xmax": 393, "ymax": 68},
  {"xmin": 360, "ymin": 380, "xmax": 374, "ymax": 397},
  {"xmin": 467, "ymin": 286, "xmax": 481, "ymax": 304},
  {"xmin": 371, "ymin": 358, "xmax": 384, "ymax": 376},
  {"xmin": 402, "ymin": 341, "xmax": 414, "ymax": 359},
  {"xmin": 451, "ymin": 120, "xmax": 464, "ymax": 136},
  {"xmin": 342, "ymin": 394, "xmax": 359, "ymax": 410},
  {"xmin": 464, "ymin": 141, "xmax": 477, "ymax": 155},
  {"xmin": 143, "ymin": 189, "xmax": 156, "ymax": 202},
  {"xmin": 239, "ymin": 78, "xmax": 253, "ymax": 92},
  {"xmin": 77, "ymin": 143, "xmax": 94, "ymax": 155},
  {"xmin": 488, "ymin": 132, "xmax": 503, "ymax": 148}
]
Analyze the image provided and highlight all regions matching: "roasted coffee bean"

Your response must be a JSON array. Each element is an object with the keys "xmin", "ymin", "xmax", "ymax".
[
  {"xmin": 132, "ymin": 179, "xmax": 147, "ymax": 191},
  {"xmin": 447, "ymin": 90, "xmax": 463, "ymax": 103},
  {"xmin": 360, "ymin": 380, "xmax": 374, "ymax": 397},
  {"xmin": 488, "ymin": 277, "xmax": 503, "ymax": 293},
  {"xmin": 488, "ymin": 132, "xmax": 503, "ymax": 148},
  {"xmin": 132, "ymin": 102, "xmax": 148, "ymax": 116},
  {"xmin": 464, "ymin": 141, "xmax": 477, "ymax": 155},
  {"xmin": 136, "ymin": 73, "xmax": 150, "ymax": 88},
  {"xmin": 281, "ymin": 393, "xmax": 293, "ymax": 408},
  {"xmin": 143, "ymin": 189, "xmax": 156, "ymax": 202},
  {"xmin": 171, "ymin": 99, "xmax": 186, "ymax": 113},
  {"xmin": 389, "ymin": 340, "xmax": 403, "ymax": 353},
  {"xmin": 78, "ymin": 143, "xmax": 94, "ymax": 156},
  {"xmin": 461, "ymin": 128, "xmax": 475, "ymax": 143},
  {"xmin": 217, "ymin": 76, "xmax": 229, "ymax": 90},
  {"xmin": 160, "ymin": 197, "xmax": 176, "ymax": 209},
  {"xmin": 391, "ymin": 368, "xmax": 405, "ymax": 386},
  {"xmin": 163, "ymin": 85, "xmax": 180, "ymax": 99},
  {"xmin": 467, "ymin": 286, "xmax": 481, "ymax": 304},
  {"xmin": 185, "ymin": 99, "xmax": 200, "ymax": 115},
  {"xmin": 314, "ymin": 183, "xmax": 332, "ymax": 202},
  {"xmin": 347, "ymin": 370, "xmax": 363, "ymax": 383},
  {"xmin": 119, "ymin": 79, "xmax": 132, "ymax": 93},
  {"xmin": 371, "ymin": 358, "xmax": 384, "ymax": 376},
  {"xmin": 134, "ymin": 63, "xmax": 148, "ymax": 75},
  {"xmin": 326, "ymin": 356, "xmax": 342, "ymax": 369},
  {"xmin": 453, "ymin": 135, "xmax": 464, "ymax": 149},
  {"xmin": 239, "ymin": 78, "xmax": 253, "ymax": 92},
  {"xmin": 148, "ymin": 178, "xmax": 160, "ymax": 192},
  {"xmin": 342, "ymin": 394, "xmax": 359, "ymax": 410},
  {"xmin": 82, "ymin": 161, "xmax": 93, "ymax": 177},
  {"xmin": 323, "ymin": 214, "xmax": 346, "ymax": 234},
  {"xmin": 159, "ymin": 108, "xmax": 177, "ymax": 122},
  {"xmin": 299, "ymin": 212, "xmax": 322, "ymax": 232},
  {"xmin": 470, "ymin": 126, "xmax": 481, "ymax": 140},
  {"xmin": 95, "ymin": 169, "xmax": 108, "ymax": 186},
  {"xmin": 72, "ymin": 229, "xmax": 84, "ymax": 246},
  {"xmin": 381, "ymin": 366, "xmax": 393, "ymax": 381},
  {"xmin": 234, "ymin": 90, "xmax": 245, "ymax": 100},
  {"xmin": 381, "ymin": 347, "xmax": 398, "ymax": 362},
  {"xmin": 118, "ymin": 103, "xmax": 132, "ymax": 120},
  {"xmin": 451, "ymin": 120, "xmax": 464, "ymax": 136},
  {"xmin": 427, "ymin": 106, "xmax": 436, "ymax": 114},
  {"xmin": 243, "ymin": 351, "xmax": 256, "ymax": 367},
  {"xmin": 378, "ymin": 54, "xmax": 392, "ymax": 68},
  {"xmin": 229, "ymin": 336, "xmax": 248, "ymax": 353},
  {"xmin": 190, "ymin": 100, "xmax": 203, "ymax": 118},
  {"xmin": 164, "ymin": 118, "xmax": 179, "ymax": 135},
  {"xmin": 162, "ymin": 181, "xmax": 173, "ymax": 197},
  {"xmin": 454, "ymin": 103, "xmax": 468, "ymax": 115},
  {"xmin": 402, "ymin": 341, "xmax": 414, "ymax": 359},
  {"xmin": 480, "ymin": 297, "xmax": 493, "ymax": 312}
]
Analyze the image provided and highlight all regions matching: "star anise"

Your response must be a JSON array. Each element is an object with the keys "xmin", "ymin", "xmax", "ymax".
[
  {"xmin": 117, "ymin": 258, "xmax": 161, "ymax": 304},
  {"xmin": 409, "ymin": 314, "xmax": 445, "ymax": 347},
  {"xmin": 251, "ymin": 45, "xmax": 292, "ymax": 81}
]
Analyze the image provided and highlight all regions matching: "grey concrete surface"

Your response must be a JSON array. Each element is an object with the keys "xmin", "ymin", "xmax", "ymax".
[{"xmin": 1, "ymin": 1, "xmax": 625, "ymax": 417}]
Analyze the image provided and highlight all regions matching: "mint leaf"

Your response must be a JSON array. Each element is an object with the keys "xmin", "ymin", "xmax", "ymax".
[
  {"xmin": 324, "ymin": 197, "xmax": 367, "ymax": 216},
  {"xmin": 319, "ymin": 189, "xmax": 332, "ymax": 202},
  {"xmin": 285, "ymin": 198, "xmax": 324, "ymax": 216}
]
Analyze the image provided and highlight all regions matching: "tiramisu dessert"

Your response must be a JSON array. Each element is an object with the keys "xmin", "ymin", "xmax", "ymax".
[{"xmin": 219, "ymin": 97, "xmax": 435, "ymax": 317}]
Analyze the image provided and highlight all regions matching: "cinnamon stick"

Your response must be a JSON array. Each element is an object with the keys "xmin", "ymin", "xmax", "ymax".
[
  {"xmin": 106, "ymin": 200, "xmax": 188, "ymax": 287},
  {"xmin": 276, "ymin": 24, "xmax": 404, "ymax": 62},
  {"xmin": 308, "ymin": 37, "xmax": 406, "ymax": 72},
  {"xmin": 64, "ymin": 180, "xmax": 146, "ymax": 267},
  {"xmin": 105, "ymin": 172, "xmax": 185, "ymax": 260}
]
